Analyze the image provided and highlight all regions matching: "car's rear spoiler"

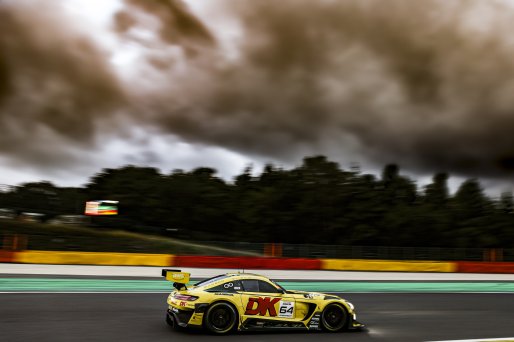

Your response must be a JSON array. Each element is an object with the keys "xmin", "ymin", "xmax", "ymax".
[{"xmin": 162, "ymin": 269, "xmax": 190, "ymax": 290}]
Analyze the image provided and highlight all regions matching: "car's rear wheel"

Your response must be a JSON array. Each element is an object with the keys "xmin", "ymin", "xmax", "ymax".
[
  {"xmin": 321, "ymin": 303, "xmax": 348, "ymax": 332},
  {"xmin": 203, "ymin": 302, "xmax": 237, "ymax": 334}
]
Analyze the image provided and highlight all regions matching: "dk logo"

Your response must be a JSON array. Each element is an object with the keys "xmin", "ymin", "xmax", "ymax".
[{"xmin": 244, "ymin": 297, "xmax": 281, "ymax": 316}]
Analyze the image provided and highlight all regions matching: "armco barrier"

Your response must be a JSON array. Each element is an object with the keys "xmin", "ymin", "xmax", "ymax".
[
  {"xmin": 0, "ymin": 251, "xmax": 14, "ymax": 263},
  {"xmin": 321, "ymin": 259, "xmax": 456, "ymax": 272},
  {"xmin": 172, "ymin": 255, "xmax": 321, "ymax": 270},
  {"xmin": 13, "ymin": 251, "xmax": 174, "ymax": 267},
  {"xmin": 456, "ymin": 262, "xmax": 514, "ymax": 274},
  {"xmin": 5, "ymin": 250, "xmax": 514, "ymax": 274}
]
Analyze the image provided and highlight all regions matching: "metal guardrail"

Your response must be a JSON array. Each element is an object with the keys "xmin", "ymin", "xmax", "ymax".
[
  {"xmin": 202, "ymin": 242, "xmax": 509, "ymax": 261},
  {"xmin": 1, "ymin": 196, "xmax": 511, "ymax": 262},
  {"xmin": 2, "ymin": 233, "xmax": 513, "ymax": 261}
]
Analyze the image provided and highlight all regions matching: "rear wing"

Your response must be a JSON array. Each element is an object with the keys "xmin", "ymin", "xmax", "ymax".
[{"xmin": 162, "ymin": 269, "xmax": 190, "ymax": 290}]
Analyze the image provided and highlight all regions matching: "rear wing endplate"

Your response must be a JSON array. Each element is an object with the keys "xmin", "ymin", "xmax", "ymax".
[{"xmin": 162, "ymin": 269, "xmax": 190, "ymax": 290}]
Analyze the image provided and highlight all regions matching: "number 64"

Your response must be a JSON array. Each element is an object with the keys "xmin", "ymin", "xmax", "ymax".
[{"xmin": 280, "ymin": 306, "xmax": 293, "ymax": 314}]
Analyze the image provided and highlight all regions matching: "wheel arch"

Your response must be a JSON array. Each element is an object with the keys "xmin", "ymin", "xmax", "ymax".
[
  {"xmin": 321, "ymin": 299, "xmax": 353, "ymax": 312},
  {"xmin": 206, "ymin": 298, "xmax": 241, "ymax": 313}
]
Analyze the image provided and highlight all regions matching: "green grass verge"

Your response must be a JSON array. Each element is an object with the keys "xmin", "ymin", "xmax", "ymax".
[
  {"xmin": 0, "ymin": 219, "xmax": 260, "ymax": 256},
  {"xmin": 3, "ymin": 278, "xmax": 514, "ymax": 293}
]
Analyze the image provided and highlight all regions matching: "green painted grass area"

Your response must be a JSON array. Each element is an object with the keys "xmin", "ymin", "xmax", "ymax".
[
  {"xmin": 1, "ymin": 219, "xmax": 259, "ymax": 256},
  {"xmin": 2, "ymin": 278, "xmax": 514, "ymax": 293},
  {"xmin": 282, "ymin": 281, "xmax": 514, "ymax": 293},
  {"xmin": 0, "ymin": 278, "xmax": 172, "ymax": 292}
]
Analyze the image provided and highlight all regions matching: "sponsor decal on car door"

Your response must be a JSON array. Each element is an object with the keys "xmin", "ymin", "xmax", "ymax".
[
  {"xmin": 239, "ymin": 279, "xmax": 297, "ymax": 320},
  {"xmin": 240, "ymin": 295, "xmax": 296, "ymax": 319}
]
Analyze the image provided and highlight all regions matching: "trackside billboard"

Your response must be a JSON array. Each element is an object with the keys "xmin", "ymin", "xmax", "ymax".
[{"xmin": 85, "ymin": 200, "xmax": 119, "ymax": 216}]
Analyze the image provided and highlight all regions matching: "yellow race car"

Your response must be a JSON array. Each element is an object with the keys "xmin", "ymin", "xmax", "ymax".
[{"xmin": 162, "ymin": 269, "xmax": 364, "ymax": 334}]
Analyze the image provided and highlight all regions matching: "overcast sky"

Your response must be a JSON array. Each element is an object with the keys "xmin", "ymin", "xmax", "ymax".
[{"xmin": 2, "ymin": 0, "xmax": 514, "ymax": 194}]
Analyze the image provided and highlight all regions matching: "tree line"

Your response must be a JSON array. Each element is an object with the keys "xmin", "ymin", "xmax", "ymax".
[{"xmin": 1, "ymin": 155, "xmax": 513, "ymax": 248}]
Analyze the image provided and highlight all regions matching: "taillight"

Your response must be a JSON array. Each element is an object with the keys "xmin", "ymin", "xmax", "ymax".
[{"xmin": 173, "ymin": 293, "xmax": 199, "ymax": 301}]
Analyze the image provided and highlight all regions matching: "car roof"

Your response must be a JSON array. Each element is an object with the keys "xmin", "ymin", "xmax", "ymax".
[
  {"xmin": 224, "ymin": 273, "xmax": 270, "ymax": 280},
  {"xmin": 193, "ymin": 273, "xmax": 272, "ymax": 289}
]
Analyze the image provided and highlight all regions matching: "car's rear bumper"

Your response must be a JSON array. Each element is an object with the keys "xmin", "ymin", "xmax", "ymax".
[{"xmin": 167, "ymin": 307, "xmax": 194, "ymax": 327}]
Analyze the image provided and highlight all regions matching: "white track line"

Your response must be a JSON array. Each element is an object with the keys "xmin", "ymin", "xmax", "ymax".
[
  {"xmin": 0, "ymin": 291, "xmax": 171, "ymax": 294},
  {"xmin": 4, "ymin": 263, "xmax": 514, "ymax": 281},
  {"xmin": 427, "ymin": 338, "xmax": 514, "ymax": 342}
]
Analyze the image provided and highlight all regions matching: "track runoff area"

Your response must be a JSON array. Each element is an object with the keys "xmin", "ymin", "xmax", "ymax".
[{"xmin": 2, "ymin": 264, "xmax": 514, "ymax": 342}]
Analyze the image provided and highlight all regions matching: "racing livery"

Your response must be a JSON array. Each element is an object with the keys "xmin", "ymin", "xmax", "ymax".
[{"xmin": 163, "ymin": 269, "xmax": 364, "ymax": 334}]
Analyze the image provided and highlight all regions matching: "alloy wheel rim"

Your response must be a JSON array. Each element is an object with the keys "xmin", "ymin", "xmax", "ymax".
[
  {"xmin": 211, "ymin": 307, "xmax": 231, "ymax": 330},
  {"xmin": 324, "ymin": 306, "xmax": 345, "ymax": 329}
]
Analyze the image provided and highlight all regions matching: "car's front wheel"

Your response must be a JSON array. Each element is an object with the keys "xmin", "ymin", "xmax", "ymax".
[
  {"xmin": 203, "ymin": 302, "xmax": 237, "ymax": 334},
  {"xmin": 321, "ymin": 303, "xmax": 348, "ymax": 332}
]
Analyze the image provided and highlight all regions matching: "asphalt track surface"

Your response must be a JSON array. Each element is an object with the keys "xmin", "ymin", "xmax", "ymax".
[{"xmin": 2, "ymin": 292, "xmax": 514, "ymax": 342}]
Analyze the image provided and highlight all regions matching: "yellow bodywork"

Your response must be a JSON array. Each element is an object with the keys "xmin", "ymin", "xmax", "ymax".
[
  {"xmin": 163, "ymin": 271, "xmax": 361, "ymax": 332},
  {"xmin": 165, "ymin": 271, "xmax": 190, "ymax": 283}
]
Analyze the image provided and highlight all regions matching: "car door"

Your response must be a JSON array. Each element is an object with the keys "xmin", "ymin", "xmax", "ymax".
[{"xmin": 239, "ymin": 279, "xmax": 297, "ymax": 322}]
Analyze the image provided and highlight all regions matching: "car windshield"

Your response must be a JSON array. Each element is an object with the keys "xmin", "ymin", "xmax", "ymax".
[
  {"xmin": 193, "ymin": 275, "xmax": 231, "ymax": 287},
  {"xmin": 270, "ymin": 279, "xmax": 287, "ymax": 292}
]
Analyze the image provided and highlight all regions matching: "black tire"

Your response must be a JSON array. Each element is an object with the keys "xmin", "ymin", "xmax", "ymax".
[
  {"xmin": 203, "ymin": 302, "xmax": 238, "ymax": 334},
  {"xmin": 321, "ymin": 303, "xmax": 348, "ymax": 332}
]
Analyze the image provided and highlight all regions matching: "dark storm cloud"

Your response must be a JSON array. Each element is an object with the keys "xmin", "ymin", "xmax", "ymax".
[
  {"xmin": 149, "ymin": 0, "xmax": 514, "ymax": 178},
  {"xmin": 3, "ymin": 0, "xmax": 514, "ymax": 181},
  {"xmin": 115, "ymin": 0, "xmax": 215, "ymax": 58},
  {"xmin": 0, "ymin": 1, "xmax": 125, "ymax": 167}
]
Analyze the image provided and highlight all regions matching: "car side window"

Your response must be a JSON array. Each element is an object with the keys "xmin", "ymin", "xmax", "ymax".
[
  {"xmin": 258, "ymin": 280, "xmax": 282, "ymax": 293},
  {"xmin": 241, "ymin": 280, "xmax": 259, "ymax": 292},
  {"xmin": 206, "ymin": 280, "xmax": 242, "ymax": 293}
]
